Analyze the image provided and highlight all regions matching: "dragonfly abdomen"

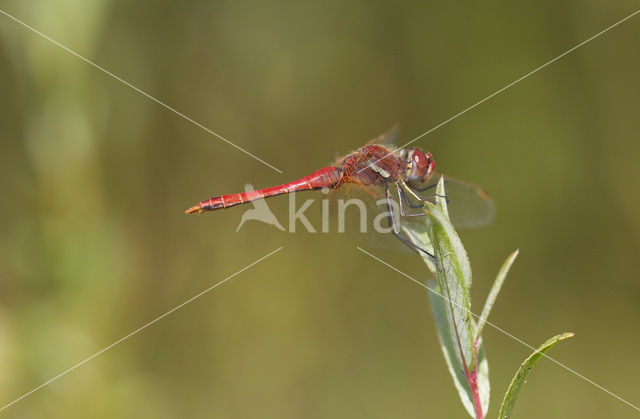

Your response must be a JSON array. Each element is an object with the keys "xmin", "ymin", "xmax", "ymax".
[{"xmin": 186, "ymin": 166, "xmax": 342, "ymax": 214}]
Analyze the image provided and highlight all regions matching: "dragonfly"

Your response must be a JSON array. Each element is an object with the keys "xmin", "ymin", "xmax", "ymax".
[{"xmin": 186, "ymin": 130, "xmax": 494, "ymax": 259}]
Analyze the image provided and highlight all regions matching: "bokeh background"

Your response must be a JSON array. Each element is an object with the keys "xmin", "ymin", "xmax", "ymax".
[{"xmin": 1, "ymin": 1, "xmax": 639, "ymax": 417}]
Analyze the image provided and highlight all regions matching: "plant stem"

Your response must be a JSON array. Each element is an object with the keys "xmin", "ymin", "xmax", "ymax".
[
  {"xmin": 468, "ymin": 370, "xmax": 483, "ymax": 419},
  {"xmin": 468, "ymin": 341, "xmax": 483, "ymax": 419}
]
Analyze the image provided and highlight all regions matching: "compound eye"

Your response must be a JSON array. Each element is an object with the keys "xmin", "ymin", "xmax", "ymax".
[
  {"xmin": 413, "ymin": 152, "xmax": 424, "ymax": 167},
  {"xmin": 407, "ymin": 149, "xmax": 434, "ymax": 183}
]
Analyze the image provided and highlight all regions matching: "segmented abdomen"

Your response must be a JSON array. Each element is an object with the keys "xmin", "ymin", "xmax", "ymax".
[{"xmin": 187, "ymin": 166, "xmax": 343, "ymax": 214}]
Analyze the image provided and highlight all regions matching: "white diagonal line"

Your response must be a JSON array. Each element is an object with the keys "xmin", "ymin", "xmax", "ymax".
[
  {"xmin": 0, "ymin": 247, "xmax": 283, "ymax": 413},
  {"xmin": 358, "ymin": 9, "xmax": 640, "ymax": 175},
  {"xmin": 0, "ymin": 8, "xmax": 283, "ymax": 174},
  {"xmin": 356, "ymin": 246, "xmax": 640, "ymax": 413}
]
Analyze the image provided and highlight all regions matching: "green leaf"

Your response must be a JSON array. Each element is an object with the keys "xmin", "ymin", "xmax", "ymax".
[
  {"xmin": 428, "ymin": 280, "xmax": 490, "ymax": 417},
  {"xmin": 427, "ymin": 278, "xmax": 474, "ymax": 415},
  {"xmin": 476, "ymin": 249, "xmax": 519, "ymax": 340},
  {"xmin": 425, "ymin": 201, "xmax": 474, "ymax": 367},
  {"xmin": 476, "ymin": 338, "xmax": 490, "ymax": 415},
  {"xmin": 498, "ymin": 332, "xmax": 574, "ymax": 419},
  {"xmin": 401, "ymin": 222, "xmax": 435, "ymax": 272},
  {"xmin": 405, "ymin": 177, "xmax": 489, "ymax": 417}
]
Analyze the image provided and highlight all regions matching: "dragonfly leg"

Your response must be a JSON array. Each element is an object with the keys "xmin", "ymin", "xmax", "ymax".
[
  {"xmin": 410, "ymin": 179, "xmax": 450, "ymax": 192},
  {"xmin": 398, "ymin": 186, "xmax": 424, "ymax": 210},
  {"xmin": 397, "ymin": 187, "xmax": 431, "ymax": 218},
  {"xmin": 385, "ymin": 187, "xmax": 436, "ymax": 262},
  {"xmin": 401, "ymin": 180, "xmax": 449, "ymax": 204},
  {"xmin": 419, "ymin": 192, "xmax": 450, "ymax": 204}
]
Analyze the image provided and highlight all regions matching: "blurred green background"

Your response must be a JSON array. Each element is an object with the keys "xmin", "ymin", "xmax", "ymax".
[{"xmin": 1, "ymin": 0, "xmax": 639, "ymax": 417}]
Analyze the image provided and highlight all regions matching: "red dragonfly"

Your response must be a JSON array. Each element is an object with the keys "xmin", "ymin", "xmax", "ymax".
[{"xmin": 186, "ymin": 131, "xmax": 494, "ymax": 259}]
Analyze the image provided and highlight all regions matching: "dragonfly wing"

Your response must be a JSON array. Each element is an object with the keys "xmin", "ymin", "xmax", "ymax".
[
  {"xmin": 328, "ymin": 182, "xmax": 413, "ymax": 253},
  {"xmin": 332, "ymin": 127, "xmax": 402, "ymax": 166},
  {"xmin": 366, "ymin": 125, "xmax": 401, "ymax": 147},
  {"xmin": 408, "ymin": 173, "xmax": 495, "ymax": 229}
]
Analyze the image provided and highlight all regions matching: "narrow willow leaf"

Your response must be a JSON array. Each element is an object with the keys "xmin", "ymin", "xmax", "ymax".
[
  {"xmin": 498, "ymin": 332, "xmax": 574, "ymax": 419},
  {"xmin": 475, "ymin": 249, "xmax": 519, "ymax": 340},
  {"xmin": 402, "ymin": 222, "xmax": 435, "ymax": 273},
  {"xmin": 434, "ymin": 176, "xmax": 451, "ymax": 223},
  {"xmin": 476, "ymin": 338, "xmax": 490, "ymax": 415},
  {"xmin": 427, "ymin": 279, "xmax": 476, "ymax": 416},
  {"xmin": 427, "ymin": 280, "xmax": 491, "ymax": 417},
  {"xmin": 405, "ymin": 177, "xmax": 488, "ymax": 417},
  {"xmin": 424, "ymin": 187, "xmax": 474, "ymax": 371}
]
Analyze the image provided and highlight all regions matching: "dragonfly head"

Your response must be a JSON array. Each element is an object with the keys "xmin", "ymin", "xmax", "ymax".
[{"xmin": 405, "ymin": 148, "xmax": 435, "ymax": 184}]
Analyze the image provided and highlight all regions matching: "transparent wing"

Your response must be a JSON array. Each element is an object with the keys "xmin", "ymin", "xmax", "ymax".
[
  {"xmin": 332, "ymin": 127, "xmax": 401, "ymax": 166},
  {"xmin": 328, "ymin": 182, "xmax": 412, "ymax": 253},
  {"xmin": 327, "ymin": 173, "xmax": 493, "ymax": 253},
  {"xmin": 407, "ymin": 172, "xmax": 495, "ymax": 229},
  {"xmin": 366, "ymin": 125, "xmax": 401, "ymax": 147}
]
